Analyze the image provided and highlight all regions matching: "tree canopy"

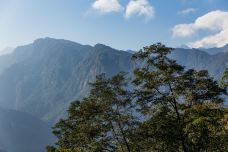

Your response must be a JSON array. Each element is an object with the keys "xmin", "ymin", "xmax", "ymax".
[
  {"xmin": 47, "ymin": 43, "xmax": 228, "ymax": 152},
  {"xmin": 220, "ymin": 67, "xmax": 228, "ymax": 90}
]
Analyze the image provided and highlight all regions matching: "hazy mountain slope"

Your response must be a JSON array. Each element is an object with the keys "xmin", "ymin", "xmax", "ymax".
[
  {"xmin": 200, "ymin": 44, "xmax": 228, "ymax": 55},
  {"xmin": 0, "ymin": 38, "xmax": 227, "ymax": 123},
  {"xmin": 0, "ymin": 107, "xmax": 54, "ymax": 152},
  {"xmin": 171, "ymin": 48, "xmax": 228, "ymax": 79},
  {"xmin": 0, "ymin": 38, "xmax": 135, "ymax": 123},
  {"xmin": 0, "ymin": 39, "xmax": 227, "ymax": 152},
  {"xmin": 0, "ymin": 38, "xmax": 92, "ymax": 109},
  {"xmin": 40, "ymin": 43, "xmax": 135, "ymax": 122}
]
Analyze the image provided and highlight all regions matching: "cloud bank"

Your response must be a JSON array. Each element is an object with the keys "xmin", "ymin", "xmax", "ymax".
[{"xmin": 172, "ymin": 10, "xmax": 228, "ymax": 48}]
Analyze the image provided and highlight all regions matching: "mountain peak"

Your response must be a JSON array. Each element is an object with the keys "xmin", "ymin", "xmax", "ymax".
[
  {"xmin": 33, "ymin": 37, "xmax": 58, "ymax": 43},
  {"xmin": 33, "ymin": 37, "xmax": 83, "ymax": 48},
  {"xmin": 94, "ymin": 43, "xmax": 111, "ymax": 49},
  {"xmin": 94, "ymin": 43, "xmax": 117, "ymax": 53},
  {"xmin": 177, "ymin": 44, "xmax": 191, "ymax": 49}
]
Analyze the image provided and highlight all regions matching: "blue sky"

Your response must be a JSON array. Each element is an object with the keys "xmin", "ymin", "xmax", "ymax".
[{"xmin": 0, "ymin": 0, "xmax": 227, "ymax": 51}]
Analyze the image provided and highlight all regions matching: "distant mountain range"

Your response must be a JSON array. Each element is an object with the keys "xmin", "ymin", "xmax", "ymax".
[
  {"xmin": 0, "ymin": 38, "xmax": 227, "ymax": 151},
  {"xmin": 0, "ymin": 38, "xmax": 227, "ymax": 122},
  {"xmin": 175, "ymin": 44, "xmax": 228, "ymax": 55},
  {"xmin": 171, "ymin": 48, "xmax": 228, "ymax": 79},
  {"xmin": 200, "ymin": 44, "xmax": 228, "ymax": 55}
]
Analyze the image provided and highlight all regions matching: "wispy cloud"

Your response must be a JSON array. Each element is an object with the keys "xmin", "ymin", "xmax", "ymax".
[
  {"xmin": 125, "ymin": 0, "xmax": 155, "ymax": 21},
  {"xmin": 178, "ymin": 8, "xmax": 197, "ymax": 15},
  {"xmin": 91, "ymin": 0, "xmax": 123, "ymax": 13},
  {"xmin": 172, "ymin": 10, "xmax": 228, "ymax": 48}
]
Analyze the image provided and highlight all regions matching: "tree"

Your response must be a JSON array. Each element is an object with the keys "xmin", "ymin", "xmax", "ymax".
[
  {"xmin": 220, "ymin": 68, "xmax": 228, "ymax": 90},
  {"xmin": 131, "ymin": 43, "xmax": 227, "ymax": 152},
  {"xmin": 47, "ymin": 43, "xmax": 227, "ymax": 152},
  {"xmin": 47, "ymin": 73, "xmax": 137, "ymax": 152}
]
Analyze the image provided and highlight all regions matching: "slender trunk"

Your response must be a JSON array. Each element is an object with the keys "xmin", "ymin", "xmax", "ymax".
[
  {"xmin": 173, "ymin": 99, "xmax": 188, "ymax": 152},
  {"xmin": 117, "ymin": 121, "xmax": 131, "ymax": 152},
  {"xmin": 168, "ymin": 82, "xmax": 188, "ymax": 152},
  {"xmin": 109, "ymin": 120, "xmax": 125, "ymax": 152}
]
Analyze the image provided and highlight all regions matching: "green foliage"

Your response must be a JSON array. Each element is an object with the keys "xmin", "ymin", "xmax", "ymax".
[
  {"xmin": 48, "ymin": 43, "xmax": 228, "ymax": 152},
  {"xmin": 47, "ymin": 73, "xmax": 137, "ymax": 152},
  {"xmin": 220, "ymin": 68, "xmax": 228, "ymax": 89},
  {"xmin": 131, "ymin": 43, "xmax": 227, "ymax": 152}
]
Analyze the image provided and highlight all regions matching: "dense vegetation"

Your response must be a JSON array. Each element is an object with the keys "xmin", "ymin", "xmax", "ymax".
[
  {"xmin": 220, "ymin": 68, "xmax": 228, "ymax": 89},
  {"xmin": 47, "ymin": 43, "xmax": 228, "ymax": 152}
]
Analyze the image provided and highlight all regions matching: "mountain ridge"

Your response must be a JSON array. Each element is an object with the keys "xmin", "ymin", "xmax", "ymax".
[
  {"xmin": 0, "ymin": 38, "xmax": 227, "ymax": 151},
  {"xmin": 0, "ymin": 38, "xmax": 135, "ymax": 123},
  {"xmin": 0, "ymin": 38, "xmax": 227, "ymax": 123}
]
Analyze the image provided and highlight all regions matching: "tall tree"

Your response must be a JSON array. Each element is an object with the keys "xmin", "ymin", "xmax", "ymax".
[
  {"xmin": 131, "ymin": 43, "xmax": 227, "ymax": 152},
  {"xmin": 220, "ymin": 68, "xmax": 228, "ymax": 89},
  {"xmin": 47, "ymin": 73, "xmax": 137, "ymax": 152},
  {"xmin": 47, "ymin": 43, "xmax": 227, "ymax": 152}
]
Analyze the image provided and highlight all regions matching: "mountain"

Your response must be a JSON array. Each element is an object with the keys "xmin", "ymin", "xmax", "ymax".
[
  {"xmin": 177, "ymin": 44, "xmax": 191, "ymax": 49},
  {"xmin": 0, "ymin": 38, "xmax": 227, "ymax": 124},
  {"xmin": 126, "ymin": 50, "xmax": 136, "ymax": 54},
  {"xmin": 200, "ymin": 44, "xmax": 228, "ymax": 55},
  {"xmin": 0, "ymin": 107, "xmax": 54, "ymax": 152},
  {"xmin": 0, "ymin": 38, "xmax": 227, "ymax": 151},
  {"xmin": 0, "ymin": 38, "xmax": 135, "ymax": 123},
  {"xmin": 171, "ymin": 48, "xmax": 228, "ymax": 79}
]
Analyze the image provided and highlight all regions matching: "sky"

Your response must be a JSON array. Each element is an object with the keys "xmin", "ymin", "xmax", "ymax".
[{"xmin": 0, "ymin": 0, "xmax": 227, "ymax": 51}]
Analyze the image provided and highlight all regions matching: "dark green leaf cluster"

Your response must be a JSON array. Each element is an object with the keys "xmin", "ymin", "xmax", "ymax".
[
  {"xmin": 220, "ymin": 68, "xmax": 228, "ymax": 90},
  {"xmin": 48, "ymin": 73, "xmax": 137, "ymax": 152},
  {"xmin": 47, "ymin": 43, "xmax": 228, "ymax": 152}
]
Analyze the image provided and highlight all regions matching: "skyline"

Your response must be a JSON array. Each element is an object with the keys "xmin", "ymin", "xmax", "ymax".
[{"xmin": 0, "ymin": 0, "xmax": 227, "ymax": 51}]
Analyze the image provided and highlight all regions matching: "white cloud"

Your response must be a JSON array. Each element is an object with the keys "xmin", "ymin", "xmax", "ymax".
[
  {"xmin": 189, "ymin": 29, "xmax": 228, "ymax": 48},
  {"xmin": 125, "ymin": 0, "xmax": 155, "ymax": 21},
  {"xmin": 172, "ymin": 10, "xmax": 228, "ymax": 47},
  {"xmin": 178, "ymin": 8, "xmax": 197, "ymax": 15},
  {"xmin": 172, "ymin": 23, "xmax": 196, "ymax": 37},
  {"xmin": 92, "ymin": 0, "xmax": 123, "ymax": 13}
]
